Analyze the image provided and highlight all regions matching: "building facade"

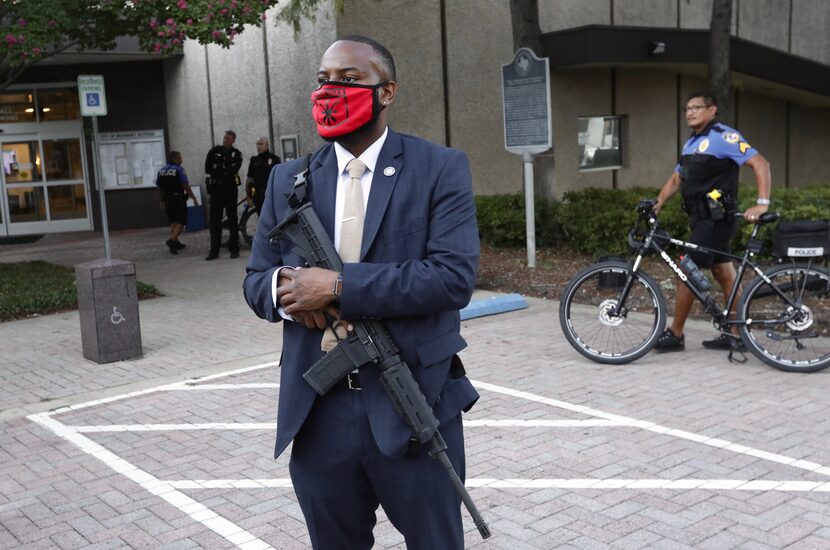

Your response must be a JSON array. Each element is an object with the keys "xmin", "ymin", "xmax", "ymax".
[
  {"xmin": 2, "ymin": 0, "xmax": 828, "ymax": 237},
  {"xmin": 1, "ymin": 38, "xmax": 174, "ymax": 238},
  {"xmin": 167, "ymin": 0, "xmax": 829, "ymax": 210}
]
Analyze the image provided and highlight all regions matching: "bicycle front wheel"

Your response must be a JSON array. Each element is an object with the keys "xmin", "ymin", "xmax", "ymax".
[
  {"xmin": 559, "ymin": 261, "xmax": 667, "ymax": 364},
  {"xmin": 739, "ymin": 264, "xmax": 830, "ymax": 372},
  {"xmin": 240, "ymin": 208, "xmax": 258, "ymax": 247}
]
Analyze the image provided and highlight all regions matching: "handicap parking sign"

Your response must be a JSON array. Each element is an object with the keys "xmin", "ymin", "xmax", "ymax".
[{"xmin": 77, "ymin": 75, "xmax": 108, "ymax": 116}]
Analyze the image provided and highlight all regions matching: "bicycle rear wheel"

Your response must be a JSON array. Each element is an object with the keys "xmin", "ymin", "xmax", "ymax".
[
  {"xmin": 739, "ymin": 263, "xmax": 830, "ymax": 372},
  {"xmin": 559, "ymin": 261, "xmax": 667, "ymax": 364},
  {"xmin": 240, "ymin": 207, "xmax": 258, "ymax": 247}
]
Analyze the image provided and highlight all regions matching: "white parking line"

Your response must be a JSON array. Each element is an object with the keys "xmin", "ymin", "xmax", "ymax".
[
  {"xmin": 26, "ymin": 364, "xmax": 830, "ymax": 550},
  {"xmin": 164, "ymin": 383, "xmax": 280, "ymax": 390},
  {"xmin": 163, "ymin": 478, "xmax": 830, "ymax": 491},
  {"xmin": 471, "ymin": 379, "xmax": 830, "ymax": 478},
  {"xmin": 69, "ymin": 419, "xmax": 629, "ymax": 432},
  {"xmin": 28, "ymin": 411, "xmax": 275, "ymax": 550}
]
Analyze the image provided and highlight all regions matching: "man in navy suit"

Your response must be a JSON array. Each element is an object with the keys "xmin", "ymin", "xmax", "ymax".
[{"xmin": 243, "ymin": 35, "xmax": 481, "ymax": 549}]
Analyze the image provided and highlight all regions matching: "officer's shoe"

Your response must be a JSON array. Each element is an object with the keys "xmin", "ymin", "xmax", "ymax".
[
  {"xmin": 702, "ymin": 333, "xmax": 746, "ymax": 351},
  {"xmin": 165, "ymin": 239, "xmax": 178, "ymax": 255},
  {"xmin": 174, "ymin": 241, "xmax": 186, "ymax": 250},
  {"xmin": 229, "ymin": 250, "xmax": 239, "ymax": 259},
  {"xmin": 653, "ymin": 328, "xmax": 685, "ymax": 352},
  {"xmin": 205, "ymin": 253, "xmax": 219, "ymax": 261}
]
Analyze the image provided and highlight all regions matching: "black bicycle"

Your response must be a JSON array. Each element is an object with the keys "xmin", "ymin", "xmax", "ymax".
[
  {"xmin": 221, "ymin": 198, "xmax": 258, "ymax": 247},
  {"xmin": 559, "ymin": 200, "xmax": 830, "ymax": 372}
]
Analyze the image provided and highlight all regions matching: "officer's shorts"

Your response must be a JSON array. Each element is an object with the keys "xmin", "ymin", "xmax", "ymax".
[
  {"xmin": 165, "ymin": 196, "xmax": 187, "ymax": 225},
  {"xmin": 688, "ymin": 217, "xmax": 738, "ymax": 268}
]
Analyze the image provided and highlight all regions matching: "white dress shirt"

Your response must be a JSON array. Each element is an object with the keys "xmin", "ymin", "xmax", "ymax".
[{"xmin": 271, "ymin": 127, "xmax": 389, "ymax": 313}]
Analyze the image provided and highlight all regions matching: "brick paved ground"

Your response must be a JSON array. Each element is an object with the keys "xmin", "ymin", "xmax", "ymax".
[{"xmin": 2, "ymin": 227, "xmax": 829, "ymax": 549}]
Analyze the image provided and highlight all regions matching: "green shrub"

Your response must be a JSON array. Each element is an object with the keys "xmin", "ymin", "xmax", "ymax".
[
  {"xmin": 476, "ymin": 185, "xmax": 829, "ymax": 257},
  {"xmin": 735, "ymin": 184, "xmax": 830, "ymax": 256},
  {"xmin": 476, "ymin": 193, "xmax": 558, "ymax": 247},
  {"xmin": 556, "ymin": 187, "xmax": 688, "ymax": 256},
  {"xmin": 556, "ymin": 184, "xmax": 830, "ymax": 258},
  {"xmin": 0, "ymin": 261, "xmax": 161, "ymax": 321}
]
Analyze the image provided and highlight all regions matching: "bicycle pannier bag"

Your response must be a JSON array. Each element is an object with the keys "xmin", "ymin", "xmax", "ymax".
[{"xmin": 772, "ymin": 220, "xmax": 830, "ymax": 258}]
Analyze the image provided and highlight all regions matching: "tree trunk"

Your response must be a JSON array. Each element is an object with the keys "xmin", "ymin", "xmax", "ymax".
[
  {"xmin": 509, "ymin": 0, "xmax": 542, "ymax": 54},
  {"xmin": 708, "ymin": 0, "xmax": 733, "ymax": 122}
]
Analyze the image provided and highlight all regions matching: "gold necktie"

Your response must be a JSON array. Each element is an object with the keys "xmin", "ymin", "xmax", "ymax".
[{"xmin": 321, "ymin": 158, "xmax": 368, "ymax": 352}]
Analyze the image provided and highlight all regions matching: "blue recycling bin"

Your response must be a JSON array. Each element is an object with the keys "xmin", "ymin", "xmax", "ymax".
[{"xmin": 185, "ymin": 205, "xmax": 206, "ymax": 232}]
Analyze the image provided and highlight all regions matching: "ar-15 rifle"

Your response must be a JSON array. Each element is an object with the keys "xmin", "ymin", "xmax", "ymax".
[{"xmin": 267, "ymin": 158, "xmax": 490, "ymax": 539}]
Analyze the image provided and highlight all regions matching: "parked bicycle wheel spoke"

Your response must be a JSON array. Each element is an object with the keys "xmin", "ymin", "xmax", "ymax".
[
  {"xmin": 741, "ymin": 266, "xmax": 830, "ymax": 372},
  {"xmin": 560, "ymin": 262, "xmax": 667, "ymax": 364}
]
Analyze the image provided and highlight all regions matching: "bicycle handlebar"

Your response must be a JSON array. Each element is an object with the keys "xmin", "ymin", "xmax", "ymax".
[{"xmin": 637, "ymin": 200, "xmax": 779, "ymax": 226}]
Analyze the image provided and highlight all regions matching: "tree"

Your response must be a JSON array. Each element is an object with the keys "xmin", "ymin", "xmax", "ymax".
[
  {"xmin": 708, "ymin": 0, "xmax": 733, "ymax": 121},
  {"xmin": 509, "ymin": 0, "xmax": 542, "ymax": 54},
  {"xmin": 0, "ymin": 0, "xmax": 334, "ymax": 92}
]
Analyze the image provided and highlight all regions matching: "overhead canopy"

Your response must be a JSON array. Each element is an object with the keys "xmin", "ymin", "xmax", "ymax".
[{"xmin": 541, "ymin": 25, "xmax": 830, "ymax": 107}]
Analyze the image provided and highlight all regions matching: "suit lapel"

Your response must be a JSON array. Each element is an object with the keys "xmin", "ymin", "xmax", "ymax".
[
  {"xmin": 309, "ymin": 144, "xmax": 338, "ymax": 240},
  {"xmin": 362, "ymin": 130, "xmax": 403, "ymax": 260}
]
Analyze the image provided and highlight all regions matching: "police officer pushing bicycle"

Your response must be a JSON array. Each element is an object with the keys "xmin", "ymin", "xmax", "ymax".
[{"xmin": 652, "ymin": 92, "xmax": 771, "ymax": 352}]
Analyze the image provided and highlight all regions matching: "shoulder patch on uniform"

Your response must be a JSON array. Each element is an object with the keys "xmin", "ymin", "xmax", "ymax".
[
  {"xmin": 739, "ymin": 142, "xmax": 751, "ymax": 154},
  {"xmin": 698, "ymin": 139, "xmax": 710, "ymax": 153},
  {"xmin": 723, "ymin": 132, "xmax": 740, "ymax": 144}
]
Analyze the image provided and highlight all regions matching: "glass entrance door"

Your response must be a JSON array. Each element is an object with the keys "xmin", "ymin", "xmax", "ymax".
[{"xmin": 0, "ymin": 130, "xmax": 91, "ymax": 235}]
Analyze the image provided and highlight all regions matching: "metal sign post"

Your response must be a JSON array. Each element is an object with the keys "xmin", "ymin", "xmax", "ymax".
[
  {"xmin": 502, "ymin": 48, "xmax": 552, "ymax": 268},
  {"xmin": 77, "ymin": 75, "xmax": 111, "ymax": 259}
]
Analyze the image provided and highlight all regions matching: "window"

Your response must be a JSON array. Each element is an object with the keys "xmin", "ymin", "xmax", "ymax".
[
  {"xmin": 0, "ymin": 87, "xmax": 81, "ymax": 124},
  {"xmin": 578, "ymin": 116, "xmax": 623, "ymax": 171},
  {"xmin": 0, "ymin": 91, "xmax": 36, "ymax": 123},
  {"xmin": 2, "ymin": 141, "xmax": 41, "ymax": 183},
  {"xmin": 43, "ymin": 139, "xmax": 83, "ymax": 181},
  {"xmin": 38, "ymin": 89, "xmax": 81, "ymax": 121}
]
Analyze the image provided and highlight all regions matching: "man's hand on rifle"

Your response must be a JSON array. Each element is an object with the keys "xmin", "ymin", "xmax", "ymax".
[{"xmin": 277, "ymin": 268, "xmax": 342, "ymax": 329}]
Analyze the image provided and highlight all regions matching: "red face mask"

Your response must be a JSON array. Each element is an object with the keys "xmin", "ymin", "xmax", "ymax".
[{"xmin": 311, "ymin": 81, "xmax": 387, "ymax": 139}]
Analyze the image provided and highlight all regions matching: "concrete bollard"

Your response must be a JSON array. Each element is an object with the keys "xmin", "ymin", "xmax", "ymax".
[{"xmin": 74, "ymin": 259, "xmax": 143, "ymax": 363}]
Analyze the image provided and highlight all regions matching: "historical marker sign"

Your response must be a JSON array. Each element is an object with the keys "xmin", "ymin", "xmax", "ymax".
[{"xmin": 502, "ymin": 48, "xmax": 551, "ymax": 154}]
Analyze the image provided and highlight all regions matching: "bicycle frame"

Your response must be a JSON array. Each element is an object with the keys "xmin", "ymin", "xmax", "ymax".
[{"xmin": 615, "ymin": 209, "xmax": 807, "ymax": 331}]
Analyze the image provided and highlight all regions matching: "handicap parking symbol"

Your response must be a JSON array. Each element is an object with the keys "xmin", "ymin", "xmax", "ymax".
[{"xmin": 86, "ymin": 93, "xmax": 100, "ymax": 107}]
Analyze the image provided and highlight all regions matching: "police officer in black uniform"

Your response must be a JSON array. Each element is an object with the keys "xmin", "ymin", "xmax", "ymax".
[
  {"xmin": 245, "ymin": 137, "xmax": 281, "ymax": 215},
  {"xmin": 653, "ymin": 92, "xmax": 771, "ymax": 352},
  {"xmin": 205, "ymin": 130, "xmax": 243, "ymax": 260}
]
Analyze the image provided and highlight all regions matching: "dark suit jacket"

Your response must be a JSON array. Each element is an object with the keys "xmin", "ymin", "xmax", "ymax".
[{"xmin": 243, "ymin": 128, "xmax": 480, "ymax": 459}]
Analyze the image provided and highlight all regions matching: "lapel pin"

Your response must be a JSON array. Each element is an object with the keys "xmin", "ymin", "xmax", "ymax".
[{"xmin": 383, "ymin": 166, "xmax": 396, "ymax": 177}]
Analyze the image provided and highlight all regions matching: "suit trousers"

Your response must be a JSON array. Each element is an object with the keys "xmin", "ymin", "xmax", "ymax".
[
  {"xmin": 208, "ymin": 185, "xmax": 239, "ymax": 255},
  {"xmin": 289, "ymin": 385, "xmax": 466, "ymax": 550}
]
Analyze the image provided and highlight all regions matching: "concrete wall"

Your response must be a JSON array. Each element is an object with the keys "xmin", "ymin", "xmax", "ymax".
[
  {"xmin": 205, "ymin": 30, "xmax": 271, "ymax": 164},
  {"xmin": 164, "ymin": 3, "xmax": 338, "ymax": 188},
  {"xmin": 735, "ymin": 93, "xmax": 787, "ymax": 188},
  {"xmin": 792, "ymin": 0, "xmax": 830, "ymax": 64},
  {"xmin": 163, "ymin": 42, "xmax": 212, "ymax": 189},
  {"xmin": 161, "ymin": 0, "xmax": 829, "ymax": 207},
  {"xmin": 337, "ymin": 0, "xmax": 446, "ymax": 146},
  {"xmin": 679, "ymin": 0, "xmax": 737, "ymax": 32},
  {"xmin": 789, "ymin": 105, "xmax": 830, "ymax": 187},
  {"xmin": 614, "ymin": 0, "xmax": 676, "ymax": 26},
  {"xmin": 615, "ymin": 69, "xmax": 678, "ymax": 190},
  {"xmin": 737, "ymin": 0, "xmax": 790, "ymax": 52},
  {"xmin": 445, "ymin": 0, "xmax": 521, "ymax": 196},
  {"xmin": 539, "ymin": 0, "xmax": 610, "ymax": 32},
  {"xmin": 266, "ymin": 5, "xmax": 337, "ymax": 160}
]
